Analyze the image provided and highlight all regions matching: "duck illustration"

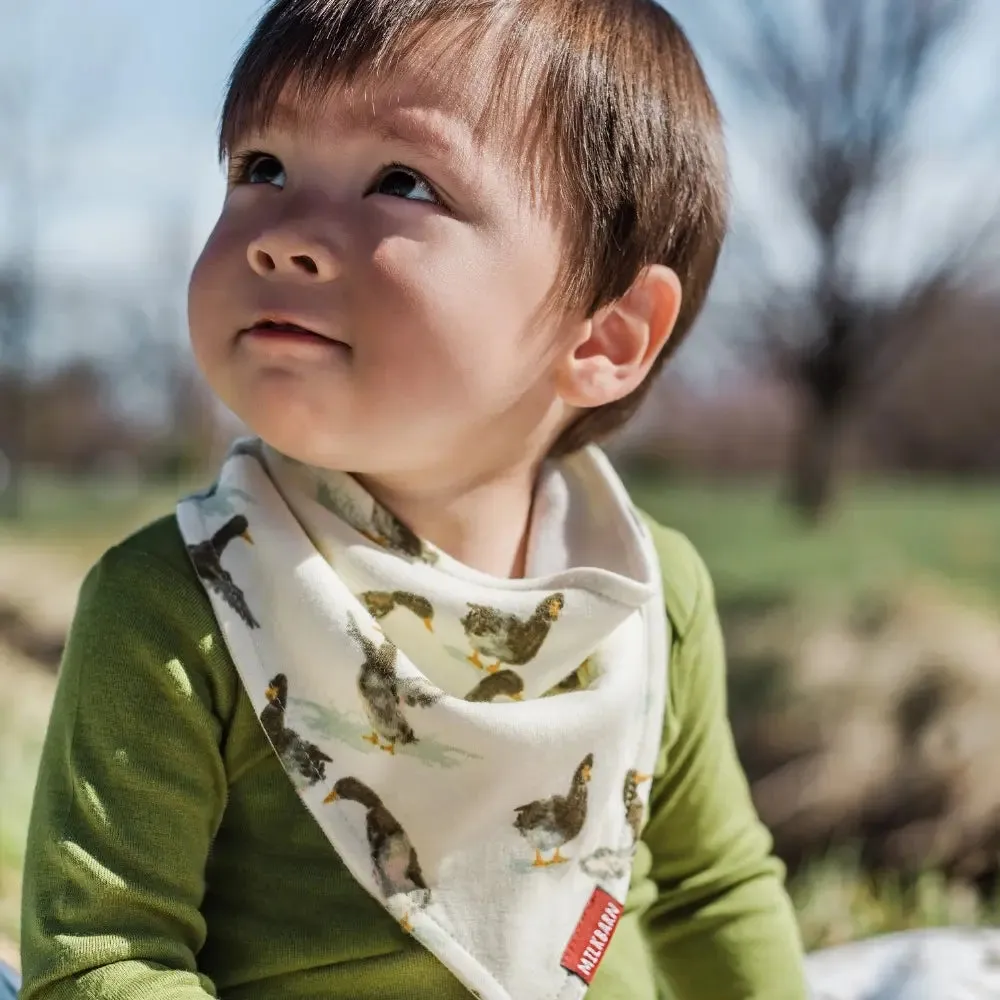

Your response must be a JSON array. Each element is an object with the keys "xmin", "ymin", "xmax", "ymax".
[
  {"xmin": 316, "ymin": 480, "xmax": 369, "ymax": 532},
  {"xmin": 461, "ymin": 593, "xmax": 564, "ymax": 673},
  {"xmin": 548, "ymin": 670, "xmax": 582, "ymax": 695},
  {"xmin": 260, "ymin": 674, "xmax": 333, "ymax": 785},
  {"xmin": 187, "ymin": 515, "xmax": 259, "ymax": 628},
  {"xmin": 347, "ymin": 613, "xmax": 440, "ymax": 754},
  {"xmin": 361, "ymin": 591, "xmax": 435, "ymax": 632},
  {"xmin": 324, "ymin": 776, "xmax": 430, "ymax": 932},
  {"xmin": 514, "ymin": 752, "xmax": 593, "ymax": 867},
  {"xmin": 192, "ymin": 482, "xmax": 255, "ymax": 518},
  {"xmin": 623, "ymin": 769, "xmax": 652, "ymax": 845},
  {"xmin": 228, "ymin": 437, "xmax": 263, "ymax": 461},
  {"xmin": 465, "ymin": 669, "xmax": 525, "ymax": 703},
  {"xmin": 364, "ymin": 506, "xmax": 437, "ymax": 564},
  {"xmin": 546, "ymin": 656, "xmax": 599, "ymax": 696}
]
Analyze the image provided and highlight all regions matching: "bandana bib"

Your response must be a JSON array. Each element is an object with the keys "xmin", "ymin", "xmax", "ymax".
[{"xmin": 176, "ymin": 438, "xmax": 669, "ymax": 1000}]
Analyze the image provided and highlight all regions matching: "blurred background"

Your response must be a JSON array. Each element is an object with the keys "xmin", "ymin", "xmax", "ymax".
[{"xmin": 2, "ymin": 0, "xmax": 1000, "ymax": 968}]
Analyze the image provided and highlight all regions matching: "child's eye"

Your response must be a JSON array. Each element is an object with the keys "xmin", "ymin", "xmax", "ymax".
[
  {"xmin": 230, "ymin": 152, "xmax": 286, "ymax": 189},
  {"xmin": 367, "ymin": 164, "xmax": 440, "ymax": 205}
]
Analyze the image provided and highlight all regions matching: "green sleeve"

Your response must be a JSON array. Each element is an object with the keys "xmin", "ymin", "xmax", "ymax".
[
  {"xmin": 19, "ymin": 540, "xmax": 233, "ymax": 999},
  {"xmin": 641, "ymin": 526, "xmax": 808, "ymax": 1000}
]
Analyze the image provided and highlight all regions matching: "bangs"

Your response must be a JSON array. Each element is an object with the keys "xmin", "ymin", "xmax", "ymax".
[{"xmin": 220, "ymin": 0, "xmax": 552, "ymax": 169}]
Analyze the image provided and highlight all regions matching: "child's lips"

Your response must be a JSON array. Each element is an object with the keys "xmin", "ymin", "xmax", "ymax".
[{"xmin": 239, "ymin": 318, "xmax": 351, "ymax": 355}]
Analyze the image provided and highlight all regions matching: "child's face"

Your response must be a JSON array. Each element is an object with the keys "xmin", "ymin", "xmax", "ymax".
[{"xmin": 189, "ymin": 59, "xmax": 582, "ymax": 481}]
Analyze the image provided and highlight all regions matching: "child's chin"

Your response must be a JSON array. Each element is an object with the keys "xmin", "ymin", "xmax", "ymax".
[{"xmin": 236, "ymin": 397, "xmax": 359, "ymax": 465}]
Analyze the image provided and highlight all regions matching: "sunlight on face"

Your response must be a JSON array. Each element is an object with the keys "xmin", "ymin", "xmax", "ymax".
[{"xmin": 188, "ymin": 51, "xmax": 579, "ymax": 482}]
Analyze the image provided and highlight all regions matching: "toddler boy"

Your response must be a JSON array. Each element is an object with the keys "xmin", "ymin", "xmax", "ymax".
[{"xmin": 20, "ymin": 1, "xmax": 807, "ymax": 998}]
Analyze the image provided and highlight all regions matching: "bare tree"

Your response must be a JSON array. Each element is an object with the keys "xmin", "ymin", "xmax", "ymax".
[
  {"xmin": 0, "ymin": 58, "xmax": 38, "ymax": 518},
  {"xmin": 0, "ymin": 2, "xmax": 129, "ymax": 517},
  {"xmin": 705, "ymin": 0, "xmax": 999, "ymax": 520}
]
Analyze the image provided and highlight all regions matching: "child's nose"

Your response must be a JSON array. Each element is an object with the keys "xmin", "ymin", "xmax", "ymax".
[{"xmin": 246, "ymin": 228, "xmax": 339, "ymax": 282}]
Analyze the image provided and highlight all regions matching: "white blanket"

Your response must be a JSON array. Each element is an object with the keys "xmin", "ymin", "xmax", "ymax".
[{"xmin": 805, "ymin": 928, "xmax": 1000, "ymax": 999}]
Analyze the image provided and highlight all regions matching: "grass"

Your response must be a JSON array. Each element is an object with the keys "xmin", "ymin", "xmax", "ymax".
[
  {"xmin": 628, "ymin": 473, "xmax": 1000, "ymax": 605},
  {"xmin": 0, "ymin": 659, "xmax": 53, "ymax": 945},
  {"xmin": 0, "ymin": 472, "xmax": 196, "ymax": 549},
  {"xmin": 791, "ymin": 849, "xmax": 1000, "ymax": 950},
  {"xmin": 3, "ymin": 470, "xmax": 1000, "ymax": 955}
]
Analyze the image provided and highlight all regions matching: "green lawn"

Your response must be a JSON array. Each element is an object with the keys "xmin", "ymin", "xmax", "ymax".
[
  {"xmin": 0, "ymin": 473, "xmax": 196, "ymax": 545},
  {"xmin": 629, "ymin": 474, "xmax": 1000, "ymax": 605}
]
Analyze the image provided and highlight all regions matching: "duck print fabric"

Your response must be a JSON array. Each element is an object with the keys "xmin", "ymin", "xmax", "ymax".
[{"xmin": 176, "ymin": 438, "xmax": 669, "ymax": 1000}]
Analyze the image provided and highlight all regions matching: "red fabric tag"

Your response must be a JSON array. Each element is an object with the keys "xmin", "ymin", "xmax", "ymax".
[{"xmin": 560, "ymin": 887, "xmax": 624, "ymax": 984}]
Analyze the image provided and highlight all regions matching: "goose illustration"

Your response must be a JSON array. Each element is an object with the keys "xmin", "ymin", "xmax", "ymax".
[
  {"xmin": 623, "ymin": 768, "xmax": 652, "ymax": 845},
  {"xmin": 259, "ymin": 674, "xmax": 333, "ymax": 786},
  {"xmin": 361, "ymin": 591, "xmax": 435, "ymax": 632},
  {"xmin": 514, "ymin": 753, "xmax": 593, "ymax": 867},
  {"xmin": 347, "ymin": 613, "xmax": 440, "ymax": 754},
  {"xmin": 464, "ymin": 669, "xmax": 524, "ymax": 703},
  {"xmin": 187, "ymin": 514, "xmax": 259, "ymax": 628},
  {"xmin": 324, "ymin": 776, "xmax": 430, "ymax": 932},
  {"xmin": 461, "ymin": 593, "xmax": 564, "ymax": 673}
]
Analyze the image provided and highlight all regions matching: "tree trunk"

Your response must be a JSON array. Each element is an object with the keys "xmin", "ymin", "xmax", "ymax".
[
  {"xmin": 785, "ymin": 393, "xmax": 842, "ymax": 524},
  {"xmin": 0, "ymin": 287, "xmax": 31, "ymax": 521},
  {"xmin": 0, "ymin": 385, "xmax": 25, "ymax": 520}
]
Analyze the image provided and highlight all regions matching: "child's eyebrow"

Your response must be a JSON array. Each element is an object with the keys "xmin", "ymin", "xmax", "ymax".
[
  {"xmin": 264, "ymin": 99, "xmax": 474, "ymax": 163},
  {"xmin": 371, "ymin": 115, "xmax": 470, "ymax": 161}
]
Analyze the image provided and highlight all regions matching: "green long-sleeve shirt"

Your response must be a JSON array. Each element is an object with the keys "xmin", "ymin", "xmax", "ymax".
[{"xmin": 19, "ymin": 513, "xmax": 806, "ymax": 999}]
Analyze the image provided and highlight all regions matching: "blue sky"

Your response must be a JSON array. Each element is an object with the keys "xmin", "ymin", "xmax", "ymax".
[{"xmin": 1, "ymin": 0, "xmax": 997, "ymax": 366}]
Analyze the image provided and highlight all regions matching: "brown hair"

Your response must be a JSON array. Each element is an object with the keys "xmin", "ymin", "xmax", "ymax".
[{"xmin": 219, "ymin": 0, "xmax": 728, "ymax": 455}]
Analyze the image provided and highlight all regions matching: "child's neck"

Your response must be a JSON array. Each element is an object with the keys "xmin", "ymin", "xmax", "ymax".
[{"xmin": 356, "ymin": 463, "xmax": 540, "ymax": 579}]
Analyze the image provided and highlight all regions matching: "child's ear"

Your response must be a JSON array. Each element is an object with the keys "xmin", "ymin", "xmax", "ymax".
[{"xmin": 555, "ymin": 265, "xmax": 682, "ymax": 409}]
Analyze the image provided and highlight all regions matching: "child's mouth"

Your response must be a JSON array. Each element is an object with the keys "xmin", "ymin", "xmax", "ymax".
[{"xmin": 240, "ymin": 318, "xmax": 350, "ymax": 353}]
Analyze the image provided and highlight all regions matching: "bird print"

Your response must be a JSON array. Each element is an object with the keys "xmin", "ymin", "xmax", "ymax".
[
  {"xmin": 361, "ymin": 591, "xmax": 435, "ymax": 632},
  {"xmin": 192, "ymin": 483, "xmax": 255, "ymax": 518},
  {"xmin": 544, "ymin": 657, "xmax": 600, "ymax": 697},
  {"xmin": 578, "ymin": 767, "xmax": 654, "ymax": 881},
  {"xmin": 464, "ymin": 669, "xmax": 525, "ymax": 703},
  {"xmin": 462, "ymin": 593, "xmax": 564, "ymax": 673},
  {"xmin": 259, "ymin": 674, "xmax": 333, "ymax": 786},
  {"xmin": 187, "ymin": 514, "xmax": 259, "ymax": 628},
  {"xmin": 364, "ymin": 506, "xmax": 439, "ymax": 564},
  {"xmin": 347, "ymin": 613, "xmax": 440, "ymax": 754},
  {"xmin": 514, "ymin": 753, "xmax": 593, "ymax": 867},
  {"xmin": 228, "ymin": 437, "xmax": 264, "ymax": 461},
  {"xmin": 623, "ymin": 768, "xmax": 652, "ymax": 845},
  {"xmin": 324, "ymin": 776, "xmax": 430, "ymax": 932}
]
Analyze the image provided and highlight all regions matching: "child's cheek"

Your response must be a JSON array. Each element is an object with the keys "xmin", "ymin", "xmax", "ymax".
[{"xmin": 365, "ymin": 236, "xmax": 484, "ymax": 365}]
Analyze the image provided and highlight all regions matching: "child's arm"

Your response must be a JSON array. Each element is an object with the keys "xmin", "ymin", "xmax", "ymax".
[
  {"xmin": 19, "ymin": 540, "xmax": 231, "ymax": 999},
  {"xmin": 641, "ymin": 527, "xmax": 808, "ymax": 999}
]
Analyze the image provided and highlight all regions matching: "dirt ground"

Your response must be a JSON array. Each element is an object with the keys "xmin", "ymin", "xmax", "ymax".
[{"xmin": 0, "ymin": 537, "xmax": 82, "ymax": 965}]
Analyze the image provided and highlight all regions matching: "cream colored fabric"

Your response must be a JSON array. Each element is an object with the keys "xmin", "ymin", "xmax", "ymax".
[{"xmin": 176, "ymin": 438, "xmax": 668, "ymax": 1000}]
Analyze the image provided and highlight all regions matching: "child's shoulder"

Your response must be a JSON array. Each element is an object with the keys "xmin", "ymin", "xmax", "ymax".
[
  {"xmin": 110, "ymin": 511, "xmax": 191, "ymax": 566},
  {"xmin": 68, "ymin": 512, "xmax": 240, "ymax": 708},
  {"xmin": 91, "ymin": 512, "xmax": 192, "ymax": 581},
  {"xmin": 77, "ymin": 513, "xmax": 203, "ymax": 624},
  {"xmin": 635, "ymin": 509, "xmax": 715, "ymax": 641}
]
